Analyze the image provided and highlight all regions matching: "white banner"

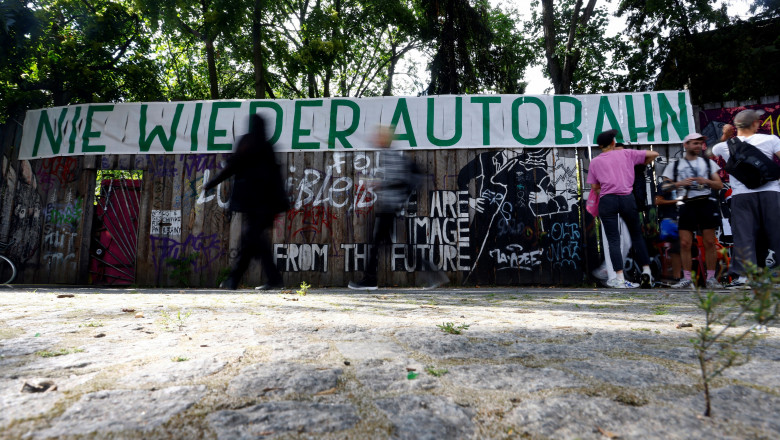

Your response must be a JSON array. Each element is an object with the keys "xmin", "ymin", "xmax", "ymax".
[{"xmin": 20, "ymin": 92, "xmax": 694, "ymax": 159}]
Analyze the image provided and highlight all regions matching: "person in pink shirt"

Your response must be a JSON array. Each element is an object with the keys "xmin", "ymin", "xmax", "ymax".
[{"xmin": 587, "ymin": 129, "xmax": 659, "ymax": 288}]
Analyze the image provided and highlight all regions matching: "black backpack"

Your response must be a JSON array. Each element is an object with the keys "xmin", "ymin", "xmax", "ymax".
[{"xmin": 724, "ymin": 138, "xmax": 780, "ymax": 189}]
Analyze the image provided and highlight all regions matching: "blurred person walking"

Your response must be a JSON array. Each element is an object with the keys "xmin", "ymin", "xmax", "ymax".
[
  {"xmin": 348, "ymin": 126, "xmax": 447, "ymax": 290},
  {"xmin": 204, "ymin": 114, "xmax": 289, "ymax": 290}
]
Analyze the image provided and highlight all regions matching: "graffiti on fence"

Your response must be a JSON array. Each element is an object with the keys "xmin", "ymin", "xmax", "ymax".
[
  {"xmin": 150, "ymin": 232, "xmax": 224, "ymax": 274},
  {"xmin": 458, "ymin": 149, "xmax": 582, "ymax": 283}
]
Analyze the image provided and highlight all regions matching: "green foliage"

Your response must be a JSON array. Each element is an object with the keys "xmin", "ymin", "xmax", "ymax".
[
  {"xmin": 95, "ymin": 170, "xmax": 143, "ymax": 204},
  {"xmin": 36, "ymin": 347, "xmax": 85, "ymax": 357},
  {"xmin": 297, "ymin": 281, "xmax": 311, "ymax": 296},
  {"xmin": 692, "ymin": 264, "xmax": 779, "ymax": 417},
  {"xmin": 164, "ymin": 252, "xmax": 199, "ymax": 287},
  {"xmin": 0, "ymin": 0, "xmax": 164, "ymax": 122},
  {"xmin": 615, "ymin": 0, "xmax": 730, "ymax": 93},
  {"xmin": 424, "ymin": 366, "xmax": 449, "ymax": 377},
  {"xmin": 528, "ymin": 0, "xmax": 629, "ymax": 94},
  {"xmin": 437, "ymin": 322, "xmax": 470, "ymax": 334},
  {"xmin": 171, "ymin": 356, "xmax": 189, "ymax": 362}
]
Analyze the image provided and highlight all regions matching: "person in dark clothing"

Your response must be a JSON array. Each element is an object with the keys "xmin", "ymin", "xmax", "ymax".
[{"xmin": 204, "ymin": 114, "xmax": 290, "ymax": 290}]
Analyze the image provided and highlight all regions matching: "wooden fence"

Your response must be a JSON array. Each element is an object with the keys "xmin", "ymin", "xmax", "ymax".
[{"xmin": 2, "ymin": 96, "xmax": 778, "ymax": 287}]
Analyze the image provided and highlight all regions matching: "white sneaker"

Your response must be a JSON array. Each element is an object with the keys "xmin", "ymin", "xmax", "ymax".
[
  {"xmin": 705, "ymin": 278, "xmax": 722, "ymax": 290},
  {"xmin": 725, "ymin": 276, "xmax": 749, "ymax": 290},
  {"xmin": 671, "ymin": 278, "xmax": 693, "ymax": 289},
  {"xmin": 606, "ymin": 278, "xmax": 638, "ymax": 289}
]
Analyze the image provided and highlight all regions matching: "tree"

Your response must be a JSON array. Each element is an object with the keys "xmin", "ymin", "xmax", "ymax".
[
  {"xmin": 420, "ymin": 0, "xmax": 492, "ymax": 95},
  {"xmin": 615, "ymin": 0, "xmax": 729, "ymax": 91},
  {"xmin": 0, "ymin": 0, "xmax": 163, "ymax": 122},
  {"xmin": 751, "ymin": 0, "xmax": 780, "ymax": 17},
  {"xmin": 535, "ymin": 0, "xmax": 599, "ymax": 94},
  {"xmin": 138, "ymin": 0, "xmax": 246, "ymax": 99},
  {"xmin": 419, "ymin": 0, "xmax": 532, "ymax": 95}
]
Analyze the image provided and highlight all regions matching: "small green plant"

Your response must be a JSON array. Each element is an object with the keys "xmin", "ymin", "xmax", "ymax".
[
  {"xmin": 437, "ymin": 322, "xmax": 470, "ymax": 335},
  {"xmin": 692, "ymin": 264, "xmax": 779, "ymax": 417},
  {"xmin": 171, "ymin": 356, "xmax": 189, "ymax": 362},
  {"xmin": 160, "ymin": 309, "xmax": 192, "ymax": 331},
  {"xmin": 164, "ymin": 252, "xmax": 200, "ymax": 287},
  {"xmin": 297, "ymin": 281, "xmax": 311, "ymax": 296},
  {"xmin": 36, "ymin": 348, "xmax": 85, "ymax": 357},
  {"xmin": 425, "ymin": 366, "xmax": 449, "ymax": 377},
  {"xmin": 653, "ymin": 306, "xmax": 669, "ymax": 315}
]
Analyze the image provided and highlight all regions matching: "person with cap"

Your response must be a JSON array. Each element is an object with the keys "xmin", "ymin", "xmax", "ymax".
[
  {"xmin": 711, "ymin": 109, "xmax": 780, "ymax": 289},
  {"xmin": 661, "ymin": 133, "xmax": 723, "ymax": 289},
  {"xmin": 587, "ymin": 129, "xmax": 659, "ymax": 288}
]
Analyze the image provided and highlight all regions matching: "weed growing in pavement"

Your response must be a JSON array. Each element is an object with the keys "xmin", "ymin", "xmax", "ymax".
[
  {"xmin": 36, "ymin": 348, "xmax": 85, "ymax": 357},
  {"xmin": 297, "ymin": 281, "xmax": 311, "ymax": 296},
  {"xmin": 653, "ymin": 306, "xmax": 669, "ymax": 315},
  {"xmin": 437, "ymin": 322, "xmax": 470, "ymax": 335},
  {"xmin": 692, "ymin": 264, "xmax": 779, "ymax": 417},
  {"xmin": 425, "ymin": 366, "xmax": 449, "ymax": 377},
  {"xmin": 160, "ymin": 309, "xmax": 192, "ymax": 331},
  {"xmin": 171, "ymin": 356, "xmax": 189, "ymax": 362}
]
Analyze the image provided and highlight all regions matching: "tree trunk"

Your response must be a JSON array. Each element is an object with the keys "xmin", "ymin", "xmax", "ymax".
[
  {"xmin": 383, "ymin": 44, "xmax": 399, "ymax": 96},
  {"xmin": 252, "ymin": 0, "xmax": 265, "ymax": 99},
  {"xmin": 541, "ymin": 0, "xmax": 563, "ymax": 94},
  {"xmin": 541, "ymin": 0, "xmax": 597, "ymax": 94},
  {"xmin": 205, "ymin": 39, "xmax": 220, "ymax": 99}
]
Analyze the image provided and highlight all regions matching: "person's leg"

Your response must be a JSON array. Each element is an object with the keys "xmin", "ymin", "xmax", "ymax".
[
  {"xmin": 618, "ymin": 196, "xmax": 650, "ymax": 267},
  {"xmin": 730, "ymin": 194, "xmax": 759, "ymax": 277},
  {"xmin": 617, "ymin": 195, "xmax": 652, "ymax": 287},
  {"xmin": 678, "ymin": 230, "xmax": 694, "ymax": 275},
  {"xmin": 225, "ymin": 214, "xmax": 255, "ymax": 289},
  {"xmin": 257, "ymin": 226, "xmax": 283, "ymax": 286},
  {"xmin": 598, "ymin": 195, "xmax": 624, "ymax": 278},
  {"xmin": 758, "ymin": 191, "xmax": 780, "ymax": 270},
  {"xmin": 600, "ymin": 221, "xmax": 616, "ymax": 280},
  {"xmin": 364, "ymin": 213, "xmax": 395, "ymax": 283}
]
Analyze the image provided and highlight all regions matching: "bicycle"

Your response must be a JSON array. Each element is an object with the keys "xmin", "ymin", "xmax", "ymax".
[{"xmin": 0, "ymin": 240, "xmax": 17, "ymax": 284}]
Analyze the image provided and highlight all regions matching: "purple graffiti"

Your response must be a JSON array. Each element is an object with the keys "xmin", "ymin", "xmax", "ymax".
[
  {"xmin": 181, "ymin": 154, "xmax": 220, "ymax": 178},
  {"xmin": 150, "ymin": 232, "xmax": 224, "ymax": 273}
]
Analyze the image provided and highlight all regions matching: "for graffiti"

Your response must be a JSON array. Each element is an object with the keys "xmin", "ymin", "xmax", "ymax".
[
  {"xmin": 197, "ymin": 169, "xmax": 230, "ymax": 209},
  {"xmin": 45, "ymin": 198, "xmax": 83, "ymax": 226},
  {"xmin": 489, "ymin": 244, "xmax": 543, "ymax": 271}
]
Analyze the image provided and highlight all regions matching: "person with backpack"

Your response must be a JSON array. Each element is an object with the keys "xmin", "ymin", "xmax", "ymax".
[
  {"xmin": 711, "ymin": 109, "xmax": 780, "ymax": 289},
  {"xmin": 661, "ymin": 133, "xmax": 723, "ymax": 289},
  {"xmin": 348, "ymin": 126, "xmax": 447, "ymax": 290},
  {"xmin": 587, "ymin": 129, "xmax": 659, "ymax": 289}
]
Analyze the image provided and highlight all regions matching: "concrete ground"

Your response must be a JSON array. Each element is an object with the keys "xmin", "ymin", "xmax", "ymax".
[{"xmin": 0, "ymin": 285, "xmax": 778, "ymax": 440}]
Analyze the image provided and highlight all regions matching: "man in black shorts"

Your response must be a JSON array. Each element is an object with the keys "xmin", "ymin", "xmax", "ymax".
[{"xmin": 661, "ymin": 133, "xmax": 723, "ymax": 289}]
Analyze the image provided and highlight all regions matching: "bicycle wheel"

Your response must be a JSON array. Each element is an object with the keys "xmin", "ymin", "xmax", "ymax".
[{"xmin": 0, "ymin": 255, "xmax": 17, "ymax": 284}]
